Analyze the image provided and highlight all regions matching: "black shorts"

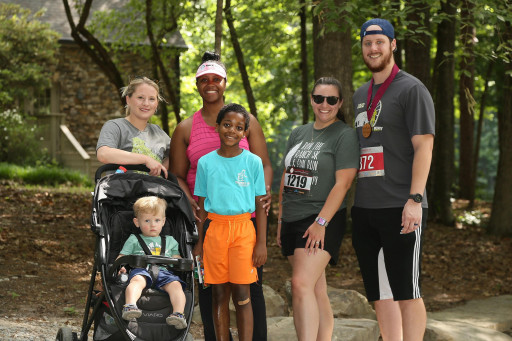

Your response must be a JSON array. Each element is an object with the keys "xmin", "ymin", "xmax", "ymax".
[
  {"xmin": 351, "ymin": 206, "xmax": 427, "ymax": 302},
  {"xmin": 280, "ymin": 209, "xmax": 346, "ymax": 265}
]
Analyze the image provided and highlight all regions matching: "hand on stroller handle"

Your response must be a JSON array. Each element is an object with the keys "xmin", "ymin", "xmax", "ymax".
[{"xmin": 95, "ymin": 163, "xmax": 174, "ymax": 183}]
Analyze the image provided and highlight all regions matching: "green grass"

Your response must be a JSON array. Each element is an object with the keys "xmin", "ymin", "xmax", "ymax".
[{"xmin": 0, "ymin": 162, "xmax": 93, "ymax": 188}]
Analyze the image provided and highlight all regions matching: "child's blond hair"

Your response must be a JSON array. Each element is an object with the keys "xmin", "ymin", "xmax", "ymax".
[{"xmin": 133, "ymin": 196, "xmax": 167, "ymax": 218}]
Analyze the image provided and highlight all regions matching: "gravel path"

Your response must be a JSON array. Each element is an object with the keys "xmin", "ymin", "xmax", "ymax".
[
  {"xmin": 0, "ymin": 316, "xmax": 87, "ymax": 341},
  {"xmin": 0, "ymin": 315, "xmax": 201, "ymax": 340}
]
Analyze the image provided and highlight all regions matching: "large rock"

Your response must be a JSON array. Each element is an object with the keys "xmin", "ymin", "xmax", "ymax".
[
  {"xmin": 267, "ymin": 316, "xmax": 380, "ymax": 341},
  {"xmin": 328, "ymin": 286, "xmax": 376, "ymax": 319},
  {"xmin": 428, "ymin": 295, "xmax": 512, "ymax": 332},
  {"xmin": 262, "ymin": 284, "xmax": 288, "ymax": 317},
  {"xmin": 425, "ymin": 319, "xmax": 512, "ymax": 341},
  {"xmin": 332, "ymin": 319, "xmax": 380, "ymax": 341},
  {"xmin": 284, "ymin": 280, "xmax": 375, "ymax": 319}
]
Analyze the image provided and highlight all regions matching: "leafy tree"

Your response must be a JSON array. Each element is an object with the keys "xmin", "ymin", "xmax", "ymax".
[
  {"xmin": 0, "ymin": 3, "xmax": 59, "ymax": 108},
  {"xmin": 63, "ymin": 0, "xmax": 191, "ymax": 130},
  {"xmin": 225, "ymin": 0, "xmax": 258, "ymax": 117},
  {"xmin": 312, "ymin": 0, "xmax": 355, "ymax": 125},
  {"xmin": 62, "ymin": 0, "xmax": 125, "ymax": 104}
]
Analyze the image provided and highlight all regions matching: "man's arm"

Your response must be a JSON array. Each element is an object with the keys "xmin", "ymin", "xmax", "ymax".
[{"xmin": 401, "ymin": 134, "xmax": 434, "ymax": 234}]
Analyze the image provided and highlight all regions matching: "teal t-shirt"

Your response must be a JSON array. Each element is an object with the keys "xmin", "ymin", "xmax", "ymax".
[
  {"xmin": 194, "ymin": 149, "xmax": 266, "ymax": 215},
  {"xmin": 120, "ymin": 234, "xmax": 180, "ymax": 257}
]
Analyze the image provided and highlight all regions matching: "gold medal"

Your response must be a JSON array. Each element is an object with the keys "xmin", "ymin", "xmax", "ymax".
[{"xmin": 362, "ymin": 123, "xmax": 372, "ymax": 138}]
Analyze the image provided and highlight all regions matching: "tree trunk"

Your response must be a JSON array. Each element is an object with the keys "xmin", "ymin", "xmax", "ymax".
[
  {"xmin": 312, "ymin": 0, "xmax": 354, "ymax": 125},
  {"xmin": 224, "ymin": 0, "xmax": 258, "ymax": 117},
  {"xmin": 391, "ymin": 3, "xmax": 403, "ymax": 69},
  {"xmin": 488, "ymin": 20, "xmax": 512, "ymax": 236},
  {"xmin": 404, "ymin": 0, "xmax": 431, "ymax": 91},
  {"xmin": 458, "ymin": 0, "xmax": 476, "ymax": 201},
  {"xmin": 62, "ymin": 0, "xmax": 124, "ymax": 105},
  {"xmin": 145, "ymin": 0, "xmax": 181, "ymax": 129},
  {"xmin": 299, "ymin": 0, "xmax": 309, "ymax": 125},
  {"xmin": 471, "ymin": 62, "xmax": 492, "ymax": 208},
  {"xmin": 430, "ymin": 0, "xmax": 457, "ymax": 225},
  {"xmin": 215, "ymin": 0, "xmax": 223, "ymax": 55}
]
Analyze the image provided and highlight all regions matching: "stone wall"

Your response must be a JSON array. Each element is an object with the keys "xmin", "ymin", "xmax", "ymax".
[{"xmin": 54, "ymin": 44, "xmax": 161, "ymax": 151}]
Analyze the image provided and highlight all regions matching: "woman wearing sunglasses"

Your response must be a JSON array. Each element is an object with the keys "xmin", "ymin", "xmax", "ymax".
[
  {"xmin": 277, "ymin": 77, "xmax": 359, "ymax": 340},
  {"xmin": 169, "ymin": 51, "xmax": 272, "ymax": 341}
]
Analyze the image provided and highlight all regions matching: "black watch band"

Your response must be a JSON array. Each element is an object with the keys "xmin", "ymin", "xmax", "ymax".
[{"xmin": 408, "ymin": 193, "xmax": 423, "ymax": 203}]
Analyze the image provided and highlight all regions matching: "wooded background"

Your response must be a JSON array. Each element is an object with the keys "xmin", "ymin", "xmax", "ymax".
[
  {"xmin": 21, "ymin": 0, "xmax": 512, "ymax": 234},
  {"xmin": 55, "ymin": 0, "xmax": 512, "ymax": 234}
]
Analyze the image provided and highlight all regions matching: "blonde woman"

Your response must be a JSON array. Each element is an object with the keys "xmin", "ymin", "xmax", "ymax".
[{"xmin": 97, "ymin": 76, "xmax": 169, "ymax": 177}]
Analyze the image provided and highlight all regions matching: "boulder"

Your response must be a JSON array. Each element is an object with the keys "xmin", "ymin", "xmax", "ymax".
[
  {"xmin": 425, "ymin": 319, "xmax": 512, "ymax": 341},
  {"xmin": 428, "ymin": 295, "xmax": 512, "ymax": 332},
  {"xmin": 267, "ymin": 316, "xmax": 380, "ymax": 341}
]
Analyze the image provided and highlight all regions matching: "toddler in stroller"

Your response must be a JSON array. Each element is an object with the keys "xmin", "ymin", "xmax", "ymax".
[
  {"xmin": 119, "ymin": 196, "xmax": 187, "ymax": 329},
  {"xmin": 56, "ymin": 164, "xmax": 196, "ymax": 341}
]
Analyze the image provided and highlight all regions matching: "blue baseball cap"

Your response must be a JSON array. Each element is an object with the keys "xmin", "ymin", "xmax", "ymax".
[{"xmin": 360, "ymin": 18, "xmax": 395, "ymax": 40}]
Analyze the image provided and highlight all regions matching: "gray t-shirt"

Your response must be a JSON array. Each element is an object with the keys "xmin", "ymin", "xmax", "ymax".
[
  {"xmin": 352, "ymin": 70, "xmax": 435, "ymax": 209},
  {"xmin": 96, "ymin": 118, "xmax": 170, "ymax": 163},
  {"xmin": 281, "ymin": 120, "xmax": 359, "ymax": 221}
]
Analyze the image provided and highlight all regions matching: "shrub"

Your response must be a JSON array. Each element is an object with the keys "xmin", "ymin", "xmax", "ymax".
[
  {"xmin": 0, "ymin": 162, "xmax": 93, "ymax": 187},
  {"xmin": 0, "ymin": 109, "xmax": 51, "ymax": 166}
]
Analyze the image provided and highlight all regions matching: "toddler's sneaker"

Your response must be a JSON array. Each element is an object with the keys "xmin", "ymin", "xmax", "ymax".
[
  {"xmin": 166, "ymin": 312, "xmax": 187, "ymax": 329},
  {"xmin": 122, "ymin": 304, "xmax": 142, "ymax": 320}
]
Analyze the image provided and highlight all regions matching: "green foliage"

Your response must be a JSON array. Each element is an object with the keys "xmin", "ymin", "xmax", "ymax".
[
  {"xmin": 0, "ymin": 163, "xmax": 93, "ymax": 187},
  {"xmin": 0, "ymin": 109, "xmax": 51, "ymax": 166},
  {"xmin": 0, "ymin": 3, "xmax": 60, "ymax": 108}
]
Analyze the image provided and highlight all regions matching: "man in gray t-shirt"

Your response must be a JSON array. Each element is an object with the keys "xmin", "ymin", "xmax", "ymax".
[{"xmin": 351, "ymin": 18, "xmax": 435, "ymax": 341}]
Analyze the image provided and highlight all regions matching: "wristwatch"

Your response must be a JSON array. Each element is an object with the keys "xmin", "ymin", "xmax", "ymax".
[
  {"xmin": 408, "ymin": 193, "xmax": 423, "ymax": 203},
  {"xmin": 315, "ymin": 216, "xmax": 329, "ymax": 227}
]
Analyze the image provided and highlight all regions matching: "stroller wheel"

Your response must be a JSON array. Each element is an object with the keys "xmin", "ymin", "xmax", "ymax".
[{"xmin": 55, "ymin": 327, "xmax": 76, "ymax": 341}]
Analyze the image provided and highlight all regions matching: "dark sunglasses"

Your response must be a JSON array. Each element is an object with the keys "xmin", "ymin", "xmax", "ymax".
[{"xmin": 312, "ymin": 95, "xmax": 339, "ymax": 105}]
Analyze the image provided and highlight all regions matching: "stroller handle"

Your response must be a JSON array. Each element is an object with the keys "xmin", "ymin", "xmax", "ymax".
[
  {"xmin": 95, "ymin": 164, "xmax": 172, "ymax": 182},
  {"xmin": 108, "ymin": 255, "xmax": 194, "ymax": 279}
]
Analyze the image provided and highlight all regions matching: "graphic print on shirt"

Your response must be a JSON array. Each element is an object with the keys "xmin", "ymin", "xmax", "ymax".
[
  {"xmin": 146, "ymin": 241, "xmax": 162, "ymax": 255},
  {"xmin": 284, "ymin": 141, "xmax": 324, "ymax": 196},
  {"xmin": 236, "ymin": 169, "xmax": 250, "ymax": 187},
  {"xmin": 132, "ymin": 137, "xmax": 161, "ymax": 162},
  {"xmin": 354, "ymin": 100, "xmax": 383, "ymax": 133}
]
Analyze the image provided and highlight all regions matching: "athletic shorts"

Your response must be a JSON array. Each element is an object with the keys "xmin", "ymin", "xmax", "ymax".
[
  {"xmin": 129, "ymin": 268, "xmax": 186, "ymax": 290},
  {"xmin": 280, "ymin": 209, "xmax": 346, "ymax": 265},
  {"xmin": 351, "ymin": 206, "xmax": 427, "ymax": 302},
  {"xmin": 202, "ymin": 212, "xmax": 257, "ymax": 285}
]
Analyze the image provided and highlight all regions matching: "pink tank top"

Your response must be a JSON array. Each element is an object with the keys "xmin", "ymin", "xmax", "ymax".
[{"xmin": 186, "ymin": 110, "xmax": 250, "ymax": 200}]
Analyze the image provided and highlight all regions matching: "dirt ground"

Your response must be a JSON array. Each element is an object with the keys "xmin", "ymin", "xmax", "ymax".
[{"xmin": 1, "ymin": 184, "xmax": 511, "ymax": 338}]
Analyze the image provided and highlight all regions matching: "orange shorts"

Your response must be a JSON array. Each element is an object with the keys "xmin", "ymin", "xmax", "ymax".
[{"xmin": 203, "ymin": 212, "xmax": 257, "ymax": 285}]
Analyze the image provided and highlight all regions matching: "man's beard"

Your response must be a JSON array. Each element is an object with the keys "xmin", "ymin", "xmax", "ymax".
[{"xmin": 364, "ymin": 47, "xmax": 393, "ymax": 73}]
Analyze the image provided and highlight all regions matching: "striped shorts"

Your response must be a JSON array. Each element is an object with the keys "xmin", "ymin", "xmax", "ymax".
[{"xmin": 351, "ymin": 206, "xmax": 427, "ymax": 302}]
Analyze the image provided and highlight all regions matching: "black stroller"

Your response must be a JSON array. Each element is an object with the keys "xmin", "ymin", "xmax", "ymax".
[{"xmin": 56, "ymin": 164, "xmax": 197, "ymax": 341}]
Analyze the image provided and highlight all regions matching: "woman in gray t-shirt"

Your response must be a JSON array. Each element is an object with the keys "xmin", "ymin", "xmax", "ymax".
[
  {"xmin": 277, "ymin": 77, "xmax": 359, "ymax": 340},
  {"xmin": 96, "ymin": 77, "xmax": 170, "ymax": 177}
]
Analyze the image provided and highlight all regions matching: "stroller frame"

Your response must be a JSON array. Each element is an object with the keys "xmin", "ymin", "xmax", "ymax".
[{"xmin": 56, "ymin": 164, "xmax": 197, "ymax": 341}]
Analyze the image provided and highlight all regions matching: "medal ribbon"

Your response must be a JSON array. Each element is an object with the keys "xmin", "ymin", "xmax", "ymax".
[{"xmin": 366, "ymin": 64, "xmax": 400, "ymax": 122}]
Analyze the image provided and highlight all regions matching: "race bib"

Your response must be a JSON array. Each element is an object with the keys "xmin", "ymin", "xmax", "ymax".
[
  {"xmin": 283, "ymin": 166, "xmax": 313, "ymax": 195},
  {"xmin": 358, "ymin": 146, "xmax": 385, "ymax": 178}
]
